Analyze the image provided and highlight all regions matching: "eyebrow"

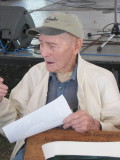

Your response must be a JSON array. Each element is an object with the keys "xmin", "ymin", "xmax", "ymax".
[
  {"xmin": 40, "ymin": 40, "xmax": 57, "ymax": 46},
  {"xmin": 47, "ymin": 42, "xmax": 57, "ymax": 45}
]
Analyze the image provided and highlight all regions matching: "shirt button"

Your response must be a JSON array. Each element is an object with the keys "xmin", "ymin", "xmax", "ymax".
[{"xmin": 59, "ymin": 86, "xmax": 62, "ymax": 90}]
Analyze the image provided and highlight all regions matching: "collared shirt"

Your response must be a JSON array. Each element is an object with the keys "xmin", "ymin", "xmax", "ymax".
[{"xmin": 46, "ymin": 65, "xmax": 78, "ymax": 112}]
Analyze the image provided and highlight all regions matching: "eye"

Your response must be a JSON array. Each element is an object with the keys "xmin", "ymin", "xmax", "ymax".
[
  {"xmin": 49, "ymin": 43, "xmax": 56, "ymax": 49},
  {"xmin": 50, "ymin": 45, "xmax": 55, "ymax": 48}
]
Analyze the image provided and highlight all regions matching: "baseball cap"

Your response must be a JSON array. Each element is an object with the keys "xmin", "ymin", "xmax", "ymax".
[{"xmin": 27, "ymin": 12, "xmax": 84, "ymax": 40}]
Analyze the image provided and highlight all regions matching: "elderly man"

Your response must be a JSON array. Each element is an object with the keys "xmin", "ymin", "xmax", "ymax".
[{"xmin": 0, "ymin": 12, "xmax": 120, "ymax": 160}]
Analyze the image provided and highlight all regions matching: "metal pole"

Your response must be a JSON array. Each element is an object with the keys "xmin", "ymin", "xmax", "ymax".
[{"xmin": 114, "ymin": 0, "xmax": 117, "ymax": 24}]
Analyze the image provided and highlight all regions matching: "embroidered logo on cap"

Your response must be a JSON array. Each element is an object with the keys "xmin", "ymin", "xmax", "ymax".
[{"xmin": 45, "ymin": 17, "xmax": 58, "ymax": 23}]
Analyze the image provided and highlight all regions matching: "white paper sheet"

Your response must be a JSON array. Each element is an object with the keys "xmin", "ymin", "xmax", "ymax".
[
  {"xmin": 42, "ymin": 141, "xmax": 120, "ymax": 159},
  {"xmin": 2, "ymin": 95, "xmax": 72, "ymax": 143}
]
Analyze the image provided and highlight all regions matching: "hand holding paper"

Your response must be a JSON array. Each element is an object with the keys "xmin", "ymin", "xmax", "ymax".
[{"xmin": 2, "ymin": 95, "xmax": 72, "ymax": 143}]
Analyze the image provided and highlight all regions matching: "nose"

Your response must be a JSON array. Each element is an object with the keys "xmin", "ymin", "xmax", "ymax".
[{"xmin": 40, "ymin": 44, "xmax": 50, "ymax": 58}]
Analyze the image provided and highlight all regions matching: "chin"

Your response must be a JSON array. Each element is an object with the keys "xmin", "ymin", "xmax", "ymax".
[
  {"xmin": 46, "ymin": 64, "xmax": 58, "ymax": 73},
  {"xmin": 46, "ymin": 67, "xmax": 56, "ymax": 73}
]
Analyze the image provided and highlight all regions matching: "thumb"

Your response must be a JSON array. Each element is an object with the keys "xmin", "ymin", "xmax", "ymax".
[{"xmin": 0, "ymin": 77, "xmax": 4, "ymax": 83}]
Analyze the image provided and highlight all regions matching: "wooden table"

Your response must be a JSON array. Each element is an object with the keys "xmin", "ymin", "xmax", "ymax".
[{"xmin": 24, "ymin": 129, "xmax": 120, "ymax": 160}]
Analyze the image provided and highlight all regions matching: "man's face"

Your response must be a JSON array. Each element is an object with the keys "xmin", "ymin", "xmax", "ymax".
[{"xmin": 39, "ymin": 33, "xmax": 80, "ymax": 73}]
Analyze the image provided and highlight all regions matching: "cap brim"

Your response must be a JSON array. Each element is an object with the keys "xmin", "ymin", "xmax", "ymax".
[{"xmin": 27, "ymin": 26, "xmax": 65, "ymax": 36}]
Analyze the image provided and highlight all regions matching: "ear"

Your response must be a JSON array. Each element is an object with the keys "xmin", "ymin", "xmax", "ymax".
[{"xmin": 73, "ymin": 38, "xmax": 83, "ymax": 55}]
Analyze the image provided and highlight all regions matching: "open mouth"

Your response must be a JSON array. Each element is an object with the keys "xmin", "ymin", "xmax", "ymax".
[{"xmin": 46, "ymin": 61, "xmax": 54, "ymax": 64}]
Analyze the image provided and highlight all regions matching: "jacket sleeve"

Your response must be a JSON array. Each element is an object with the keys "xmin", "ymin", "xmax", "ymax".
[
  {"xmin": 0, "ymin": 65, "xmax": 37, "ymax": 135},
  {"xmin": 97, "ymin": 71, "xmax": 120, "ymax": 131}
]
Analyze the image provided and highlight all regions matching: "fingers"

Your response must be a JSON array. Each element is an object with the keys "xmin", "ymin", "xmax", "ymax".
[
  {"xmin": 0, "ymin": 77, "xmax": 8, "ymax": 102},
  {"xmin": 63, "ymin": 110, "xmax": 85, "ymax": 129},
  {"xmin": 0, "ymin": 88, "xmax": 8, "ymax": 96},
  {"xmin": 63, "ymin": 110, "xmax": 85, "ymax": 124},
  {"xmin": 63, "ymin": 110, "xmax": 100, "ymax": 132},
  {"xmin": 0, "ymin": 77, "xmax": 8, "ymax": 90}
]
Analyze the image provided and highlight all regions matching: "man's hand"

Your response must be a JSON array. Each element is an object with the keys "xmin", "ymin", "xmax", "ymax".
[
  {"xmin": 0, "ymin": 77, "xmax": 8, "ymax": 102},
  {"xmin": 63, "ymin": 110, "xmax": 101, "ymax": 133}
]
